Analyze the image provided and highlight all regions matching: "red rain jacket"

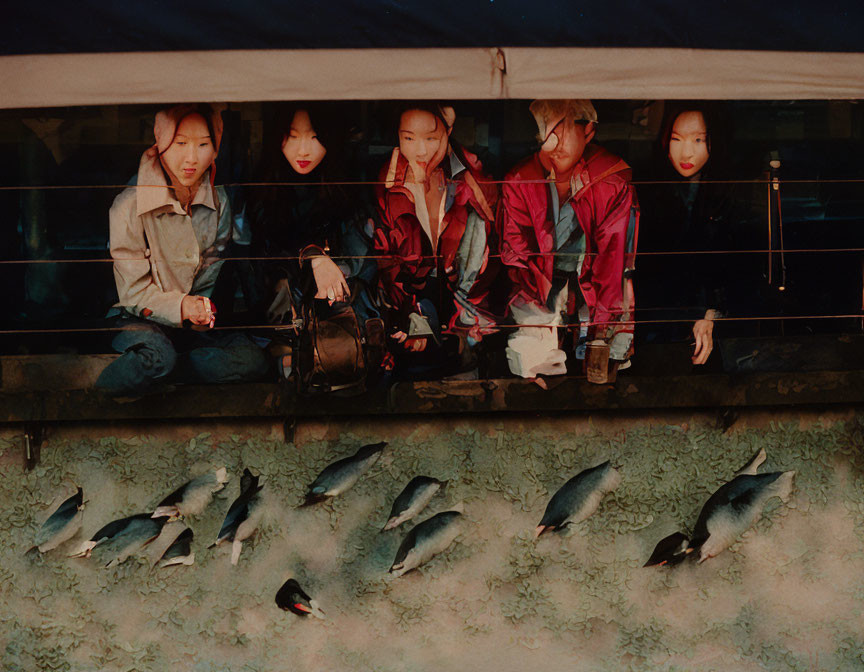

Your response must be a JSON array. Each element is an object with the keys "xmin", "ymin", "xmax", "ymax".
[
  {"xmin": 500, "ymin": 144, "xmax": 639, "ymax": 348},
  {"xmin": 374, "ymin": 148, "xmax": 499, "ymax": 334}
]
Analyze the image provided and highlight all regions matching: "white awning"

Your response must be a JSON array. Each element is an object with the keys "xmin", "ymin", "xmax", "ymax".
[{"xmin": 2, "ymin": 47, "xmax": 864, "ymax": 109}]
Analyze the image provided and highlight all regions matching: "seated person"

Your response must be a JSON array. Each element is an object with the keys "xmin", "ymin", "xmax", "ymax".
[
  {"xmin": 248, "ymin": 104, "xmax": 378, "ymax": 321},
  {"xmin": 500, "ymin": 99, "xmax": 639, "ymax": 378},
  {"xmin": 637, "ymin": 102, "xmax": 733, "ymax": 366},
  {"xmin": 373, "ymin": 103, "xmax": 500, "ymax": 377},
  {"xmin": 95, "ymin": 104, "xmax": 269, "ymax": 396},
  {"xmin": 245, "ymin": 103, "xmax": 380, "ymax": 382}
]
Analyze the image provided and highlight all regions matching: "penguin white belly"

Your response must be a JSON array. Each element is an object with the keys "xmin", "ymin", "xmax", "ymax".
[
  {"xmin": 699, "ymin": 471, "xmax": 795, "ymax": 562},
  {"xmin": 391, "ymin": 519, "xmax": 462, "ymax": 578},
  {"xmin": 327, "ymin": 470, "xmax": 362, "ymax": 497},
  {"xmin": 38, "ymin": 510, "xmax": 83, "ymax": 552},
  {"xmin": 568, "ymin": 466, "xmax": 621, "ymax": 525},
  {"xmin": 235, "ymin": 505, "xmax": 264, "ymax": 544},
  {"xmin": 389, "ymin": 486, "xmax": 439, "ymax": 528},
  {"xmin": 566, "ymin": 489, "xmax": 605, "ymax": 526},
  {"xmin": 178, "ymin": 485, "xmax": 218, "ymax": 517},
  {"xmin": 328, "ymin": 455, "xmax": 379, "ymax": 496},
  {"xmin": 106, "ymin": 537, "xmax": 151, "ymax": 568},
  {"xmin": 700, "ymin": 507, "xmax": 758, "ymax": 562}
]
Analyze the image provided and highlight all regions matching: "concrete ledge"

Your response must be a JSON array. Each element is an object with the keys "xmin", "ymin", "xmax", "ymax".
[
  {"xmin": 3, "ymin": 370, "xmax": 864, "ymax": 423},
  {"xmin": 1, "ymin": 354, "xmax": 119, "ymax": 391}
]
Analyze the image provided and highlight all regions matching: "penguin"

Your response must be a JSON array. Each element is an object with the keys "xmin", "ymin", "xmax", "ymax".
[
  {"xmin": 389, "ymin": 506, "xmax": 464, "ymax": 578},
  {"xmin": 535, "ymin": 461, "xmax": 621, "ymax": 538},
  {"xmin": 275, "ymin": 579, "xmax": 325, "ymax": 619},
  {"xmin": 302, "ymin": 442, "xmax": 386, "ymax": 506},
  {"xmin": 688, "ymin": 470, "xmax": 796, "ymax": 563},
  {"xmin": 643, "ymin": 531, "xmax": 690, "ymax": 567},
  {"xmin": 382, "ymin": 476, "xmax": 446, "ymax": 531},
  {"xmin": 68, "ymin": 513, "xmax": 155, "ymax": 558},
  {"xmin": 209, "ymin": 468, "xmax": 264, "ymax": 566},
  {"xmin": 28, "ymin": 487, "xmax": 84, "ymax": 554},
  {"xmin": 151, "ymin": 467, "xmax": 228, "ymax": 520},
  {"xmin": 86, "ymin": 515, "xmax": 167, "ymax": 568},
  {"xmin": 155, "ymin": 527, "xmax": 195, "ymax": 568}
]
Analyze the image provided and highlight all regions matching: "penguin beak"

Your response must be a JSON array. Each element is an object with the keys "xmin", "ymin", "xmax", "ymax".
[
  {"xmin": 643, "ymin": 558, "xmax": 665, "ymax": 567},
  {"xmin": 293, "ymin": 603, "xmax": 311, "ymax": 613},
  {"xmin": 534, "ymin": 525, "xmax": 547, "ymax": 539},
  {"xmin": 152, "ymin": 507, "xmax": 178, "ymax": 520}
]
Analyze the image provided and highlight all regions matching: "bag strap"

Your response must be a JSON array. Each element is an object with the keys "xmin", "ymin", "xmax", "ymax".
[{"xmin": 572, "ymin": 159, "xmax": 630, "ymax": 204}]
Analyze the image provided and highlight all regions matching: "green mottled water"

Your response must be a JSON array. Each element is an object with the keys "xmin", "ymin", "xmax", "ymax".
[{"xmin": 1, "ymin": 412, "xmax": 863, "ymax": 671}]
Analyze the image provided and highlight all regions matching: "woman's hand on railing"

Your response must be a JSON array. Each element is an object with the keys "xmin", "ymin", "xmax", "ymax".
[{"xmin": 691, "ymin": 310, "xmax": 716, "ymax": 365}]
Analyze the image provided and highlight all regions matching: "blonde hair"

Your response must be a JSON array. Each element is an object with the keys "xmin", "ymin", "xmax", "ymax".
[{"xmin": 529, "ymin": 99, "xmax": 597, "ymax": 142}]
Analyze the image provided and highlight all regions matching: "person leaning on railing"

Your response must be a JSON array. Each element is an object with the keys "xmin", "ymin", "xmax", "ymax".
[
  {"xmin": 500, "ymin": 99, "xmax": 639, "ymax": 380},
  {"xmin": 94, "ymin": 104, "xmax": 269, "ymax": 397},
  {"xmin": 636, "ymin": 102, "xmax": 736, "ymax": 367}
]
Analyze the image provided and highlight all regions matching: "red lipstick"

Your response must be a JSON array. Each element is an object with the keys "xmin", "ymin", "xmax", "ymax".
[
  {"xmin": 296, "ymin": 160, "xmax": 311, "ymax": 169},
  {"xmin": 680, "ymin": 162, "xmax": 694, "ymax": 170}
]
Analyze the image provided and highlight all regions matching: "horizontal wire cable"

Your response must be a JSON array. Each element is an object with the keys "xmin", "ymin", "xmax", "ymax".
[
  {"xmin": 2, "ymin": 176, "xmax": 864, "ymax": 191},
  {"xmin": 2, "ymin": 247, "xmax": 863, "ymax": 265},
  {"xmin": 0, "ymin": 313, "xmax": 860, "ymax": 337}
]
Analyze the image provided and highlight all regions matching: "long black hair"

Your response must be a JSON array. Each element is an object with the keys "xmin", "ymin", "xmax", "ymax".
[
  {"xmin": 654, "ymin": 101, "xmax": 730, "ymax": 181},
  {"xmin": 256, "ymin": 101, "xmax": 355, "ymax": 212},
  {"xmin": 249, "ymin": 102, "xmax": 361, "ymax": 260}
]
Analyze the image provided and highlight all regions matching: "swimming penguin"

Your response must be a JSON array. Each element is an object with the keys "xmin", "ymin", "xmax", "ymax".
[
  {"xmin": 302, "ymin": 442, "xmax": 386, "ymax": 506},
  {"xmin": 732, "ymin": 447, "xmax": 767, "ymax": 478},
  {"xmin": 68, "ymin": 513, "xmax": 154, "ymax": 558},
  {"xmin": 643, "ymin": 531, "xmax": 690, "ymax": 567},
  {"xmin": 151, "ymin": 467, "xmax": 228, "ymax": 520},
  {"xmin": 91, "ymin": 516, "xmax": 167, "ymax": 568},
  {"xmin": 155, "ymin": 527, "xmax": 195, "ymax": 568},
  {"xmin": 275, "ymin": 579, "xmax": 325, "ymax": 619},
  {"xmin": 382, "ymin": 476, "xmax": 446, "ymax": 531},
  {"xmin": 688, "ymin": 470, "xmax": 796, "ymax": 563},
  {"xmin": 209, "ymin": 468, "xmax": 264, "ymax": 565},
  {"xmin": 389, "ymin": 506, "xmax": 464, "ymax": 578},
  {"xmin": 28, "ymin": 487, "xmax": 85, "ymax": 554},
  {"xmin": 535, "ymin": 461, "xmax": 621, "ymax": 538}
]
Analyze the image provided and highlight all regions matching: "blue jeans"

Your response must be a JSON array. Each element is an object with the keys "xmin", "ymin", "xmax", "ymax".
[{"xmin": 95, "ymin": 317, "xmax": 271, "ymax": 396}]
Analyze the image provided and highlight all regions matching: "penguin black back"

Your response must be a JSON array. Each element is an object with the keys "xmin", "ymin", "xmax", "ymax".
[
  {"xmin": 387, "ymin": 476, "xmax": 444, "ymax": 519},
  {"xmin": 212, "ymin": 478, "xmax": 263, "ymax": 545},
  {"xmin": 90, "ymin": 513, "xmax": 153, "ymax": 542},
  {"xmin": 353, "ymin": 441, "xmax": 387, "ymax": 461},
  {"xmin": 690, "ymin": 472, "xmax": 786, "ymax": 552},
  {"xmin": 391, "ymin": 510, "xmax": 462, "ymax": 568},
  {"xmin": 156, "ymin": 481, "xmax": 189, "ymax": 509},
  {"xmin": 56, "ymin": 487, "xmax": 84, "ymax": 514}
]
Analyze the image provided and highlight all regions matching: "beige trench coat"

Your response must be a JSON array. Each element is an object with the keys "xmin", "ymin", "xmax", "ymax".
[{"xmin": 109, "ymin": 152, "xmax": 232, "ymax": 327}]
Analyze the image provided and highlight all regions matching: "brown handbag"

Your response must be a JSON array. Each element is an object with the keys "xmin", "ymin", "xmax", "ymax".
[{"xmin": 299, "ymin": 303, "xmax": 367, "ymax": 394}]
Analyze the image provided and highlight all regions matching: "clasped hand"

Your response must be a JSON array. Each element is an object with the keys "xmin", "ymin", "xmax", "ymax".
[{"xmin": 181, "ymin": 294, "xmax": 215, "ymax": 330}]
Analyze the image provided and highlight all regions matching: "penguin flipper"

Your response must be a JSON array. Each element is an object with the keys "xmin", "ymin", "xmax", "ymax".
[{"xmin": 733, "ymin": 447, "xmax": 767, "ymax": 478}]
